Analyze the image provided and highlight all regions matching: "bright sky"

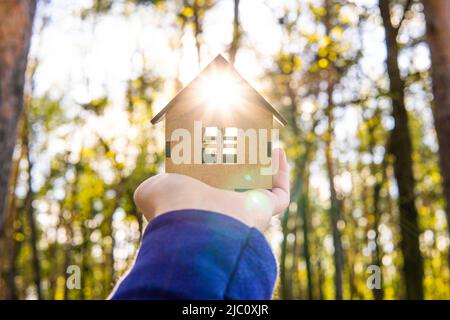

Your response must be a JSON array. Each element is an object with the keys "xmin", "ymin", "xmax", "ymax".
[{"xmin": 32, "ymin": 0, "xmax": 285, "ymax": 103}]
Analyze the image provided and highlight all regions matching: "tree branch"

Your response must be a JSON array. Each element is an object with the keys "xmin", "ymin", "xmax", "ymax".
[{"xmin": 395, "ymin": 0, "xmax": 414, "ymax": 35}]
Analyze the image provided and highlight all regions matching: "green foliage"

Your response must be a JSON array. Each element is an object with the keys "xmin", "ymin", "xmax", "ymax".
[{"xmin": 80, "ymin": 97, "xmax": 109, "ymax": 116}]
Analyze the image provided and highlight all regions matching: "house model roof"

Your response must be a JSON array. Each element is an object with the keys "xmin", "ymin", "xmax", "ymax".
[{"xmin": 150, "ymin": 54, "xmax": 287, "ymax": 126}]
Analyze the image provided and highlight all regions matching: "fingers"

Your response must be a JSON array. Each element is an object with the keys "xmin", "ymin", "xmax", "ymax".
[
  {"xmin": 134, "ymin": 175, "xmax": 158, "ymax": 220},
  {"xmin": 134, "ymin": 148, "xmax": 290, "ymax": 225},
  {"xmin": 133, "ymin": 173, "xmax": 171, "ymax": 220},
  {"xmin": 273, "ymin": 148, "xmax": 289, "ymax": 191},
  {"xmin": 134, "ymin": 173, "xmax": 217, "ymax": 221},
  {"xmin": 270, "ymin": 148, "xmax": 290, "ymax": 214}
]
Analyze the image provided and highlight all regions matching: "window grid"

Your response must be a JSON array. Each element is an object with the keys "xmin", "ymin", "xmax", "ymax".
[{"xmin": 199, "ymin": 127, "xmax": 272, "ymax": 165}]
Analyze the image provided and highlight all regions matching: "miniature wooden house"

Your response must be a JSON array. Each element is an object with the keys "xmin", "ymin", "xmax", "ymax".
[{"xmin": 151, "ymin": 54, "xmax": 286, "ymax": 191}]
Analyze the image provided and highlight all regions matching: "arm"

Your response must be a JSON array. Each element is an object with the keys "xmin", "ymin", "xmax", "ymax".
[
  {"xmin": 109, "ymin": 210, "xmax": 276, "ymax": 299},
  {"xmin": 110, "ymin": 149, "xmax": 289, "ymax": 300}
]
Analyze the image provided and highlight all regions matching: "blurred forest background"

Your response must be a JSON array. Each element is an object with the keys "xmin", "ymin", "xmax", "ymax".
[{"xmin": 0, "ymin": 0, "xmax": 449, "ymax": 300}]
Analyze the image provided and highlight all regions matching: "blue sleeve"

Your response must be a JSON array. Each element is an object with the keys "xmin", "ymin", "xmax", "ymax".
[{"xmin": 109, "ymin": 209, "xmax": 277, "ymax": 300}]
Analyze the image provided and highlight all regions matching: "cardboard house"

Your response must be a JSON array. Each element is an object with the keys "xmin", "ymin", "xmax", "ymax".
[{"xmin": 151, "ymin": 54, "xmax": 286, "ymax": 191}]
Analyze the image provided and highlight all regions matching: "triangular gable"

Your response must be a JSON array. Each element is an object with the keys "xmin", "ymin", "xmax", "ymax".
[{"xmin": 151, "ymin": 54, "xmax": 287, "ymax": 126}]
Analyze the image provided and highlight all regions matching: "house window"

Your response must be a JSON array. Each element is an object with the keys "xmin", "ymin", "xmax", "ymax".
[
  {"xmin": 222, "ymin": 127, "xmax": 238, "ymax": 164},
  {"xmin": 165, "ymin": 141, "xmax": 171, "ymax": 158},
  {"xmin": 202, "ymin": 127, "xmax": 218, "ymax": 164},
  {"xmin": 223, "ymin": 148, "xmax": 237, "ymax": 163},
  {"xmin": 202, "ymin": 147, "xmax": 217, "ymax": 163},
  {"xmin": 202, "ymin": 127, "xmax": 239, "ymax": 164}
]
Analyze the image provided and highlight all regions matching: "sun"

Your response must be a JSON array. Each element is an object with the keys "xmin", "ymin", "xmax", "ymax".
[{"xmin": 199, "ymin": 72, "xmax": 241, "ymax": 109}]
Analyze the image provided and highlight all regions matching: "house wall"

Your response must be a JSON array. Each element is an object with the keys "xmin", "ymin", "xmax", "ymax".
[{"xmin": 164, "ymin": 88, "xmax": 274, "ymax": 190}]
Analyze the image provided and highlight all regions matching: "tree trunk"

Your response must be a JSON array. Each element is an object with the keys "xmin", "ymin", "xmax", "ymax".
[
  {"xmin": 299, "ymin": 170, "xmax": 313, "ymax": 300},
  {"xmin": 0, "ymin": 0, "xmax": 37, "ymax": 238},
  {"xmin": 422, "ymin": 0, "xmax": 450, "ymax": 271},
  {"xmin": 63, "ymin": 161, "xmax": 78, "ymax": 300},
  {"xmin": 322, "ymin": 0, "xmax": 344, "ymax": 300},
  {"xmin": 4, "ymin": 120, "xmax": 25, "ymax": 299},
  {"xmin": 104, "ymin": 179, "xmax": 125, "ymax": 294},
  {"xmin": 62, "ymin": 212, "xmax": 74, "ymax": 300},
  {"xmin": 325, "ymin": 82, "xmax": 345, "ymax": 300},
  {"xmin": 279, "ymin": 210, "xmax": 292, "ymax": 299},
  {"xmin": 5, "ymin": 205, "xmax": 20, "ymax": 299},
  {"xmin": 368, "ymin": 121, "xmax": 386, "ymax": 300},
  {"xmin": 2, "ymin": 159, "xmax": 21, "ymax": 299},
  {"xmin": 23, "ymin": 115, "xmax": 43, "ymax": 300},
  {"xmin": 317, "ymin": 256, "xmax": 325, "ymax": 300},
  {"xmin": 291, "ymin": 215, "xmax": 301, "ymax": 298},
  {"xmin": 379, "ymin": 0, "xmax": 424, "ymax": 299},
  {"xmin": 285, "ymin": 81, "xmax": 315, "ymax": 300},
  {"xmin": 228, "ymin": 0, "xmax": 240, "ymax": 65},
  {"xmin": 0, "ymin": 114, "xmax": 22, "ymax": 298},
  {"xmin": 371, "ymin": 173, "xmax": 385, "ymax": 300}
]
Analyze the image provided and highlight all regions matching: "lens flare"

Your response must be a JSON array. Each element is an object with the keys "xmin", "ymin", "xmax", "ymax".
[
  {"xmin": 244, "ymin": 190, "xmax": 273, "ymax": 217},
  {"xmin": 199, "ymin": 73, "xmax": 241, "ymax": 109}
]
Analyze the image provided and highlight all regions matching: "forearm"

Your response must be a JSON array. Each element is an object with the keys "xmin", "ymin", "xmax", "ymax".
[{"xmin": 109, "ymin": 209, "xmax": 277, "ymax": 300}]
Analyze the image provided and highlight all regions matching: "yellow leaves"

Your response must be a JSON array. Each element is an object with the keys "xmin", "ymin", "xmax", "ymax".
[
  {"xmin": 317, "ymin": 40, "xmax": 339, "ymax": 68},
  {"xmin": 81, "ymin": 148, "xmax": 96, "ymax": 159},
  {"xmin": 328, "ymin": 52, "xmax": 337, "ymax": 62},
  {"xmin": 131, "ymin": 96, "xmax": 142, "ymax": 105},
  {"xmin": 286, "ymin": 145, "xmax": 301, "ymax": 159},
  {"xmin": 106, "ymin": 150, "xmax": 115, "ymax": 160},
  {"xmin": 305, "ymin": 130, "xmax": 316, "ymax": 143},
  {"xmin": 15, "ymin": 232, "xmax": 25, "ymax": 242},
  {"xmin": 132, "ymin": 78, "xmax": 142, "ymax": 89},
  {"xmin": 323, "ymin": 131, "xmax": 332, "ymax": 144},
  {"xmin": 105, "ymin": 150, "xmax": 125, "ymax": 170},
  {"xmin": 278, "ymin": 53, "xmax": 302, "ymax": 75},
  {"xmin": 315, "ymin": 226, "xmax": 327, "ymax": 238},
  {"xmin": 318, "ymin": 58, "xmax": 329, "ymax": 69},
  {"xmin": 154, "ymin": 0, "xmax": 165, "ymax": 9},
  {"xmin": 131, "ymin": 96, "xmax": 148, "ymax": 112},
  {"xmin": 366, "ymin": 115, "xmax": 380, "ymax": 130},
  {"xmin": 90, "ymin": 97, "xmax": 108, "ymax": 108},
  {"xmin": 320, "ymin": 35, "xmax": 331, "ymax": 47},
  {"xmin": 318, "ymin": 47, "xmax": 328, "ymax": 58},
  {"xmin": 181, "ymin": 6, "xmax": 193, "ymax": 18},
  {"xmin": 308, "ymin": 33, "xmax": 319, "ymax": 43},
  {"xmin": 79, "ymin": 172, "xmax": 105, "ymax": 201},
  {"xmin": 81, "ymin": 96, "xmax": 108, "ymax": 115},
  {"xmin": 281, "ymin": 63, "xmax": 292, "ymax": 74},
  {"xmin": 331, "ymin": 26, "xmax": 343, "ymax": 39},
  {"xmin": 431, "ymin": 255, "xmax": 441, "ymax": 269},
  {"xmin": 310, "ymin": 63, "xmax": 319, "ymax": 73},
  {"xmin": 307, "ymin": 28, "xmax": 347, "ymax": 68},
  {"xmin": 339, "ymin": 14, "xmax": 352, "ymax": 25},
  {"xmin": 291, "ymin": 56, "xmax": 302, "ymax": 70},
  {"xmin": 430, "ymin": 171, "xmax": 441, "ymax": 184},
  {"xmin": 367, "ymin": 214, "xmax": 375, "ymax": 226},
  {"xmin": 54, "ymin": 277, "xmax": 66, "ymax": 300},
  {"xmin": 116, "ymin": 162, "xmax": 126, "ymax": 171},
  {"xmin": 310, "ymin": 5, "xmax": 326, "ymax": 17},
  {"xmin": 385, "ymin": 287, "xmax": 396, "ymax": 299}
]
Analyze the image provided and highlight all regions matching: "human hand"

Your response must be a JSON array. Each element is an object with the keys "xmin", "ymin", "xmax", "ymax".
[{"xmin": 133, "ymin": 148, "xmax": 290, "ymax": 232}]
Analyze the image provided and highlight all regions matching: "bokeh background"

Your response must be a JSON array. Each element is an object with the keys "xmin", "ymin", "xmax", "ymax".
[{"xmin": 0, "ymin": 0, "xmax": 449, "ymax": 300}]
